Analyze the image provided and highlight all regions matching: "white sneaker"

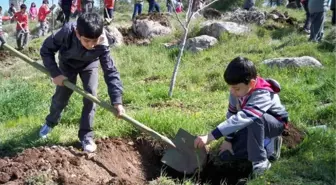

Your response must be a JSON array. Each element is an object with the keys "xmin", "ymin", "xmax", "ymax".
[
  {"xmin": 39, "ymin": 124, "xmax": 52, "ymax": 139},
  {"xmin": 81, "ymin": 138, "xmax": 97, "ymax": 152},
  {"xmin": 253, "ymin": 159, "xmax": 271, "ymax": 174},
  {"xmin": 266, "ymin": 136, "xmax": 283, "ymax": 161}
]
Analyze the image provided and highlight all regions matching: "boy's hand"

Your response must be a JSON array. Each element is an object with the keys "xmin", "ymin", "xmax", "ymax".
[
  {"xmin": 52, "ymin": 75, "xmax": 67, "ymax": 86},
  {"xmin": 114, "ymin": 104, "xmax": 125, "ymax": 118},
  {"xmin": 219, "ymin": 140, "xmax": 234, "ymax": 155},
  {"xmin": 194, "ymin": 133, "xmax": 215, "ymax": 149}
]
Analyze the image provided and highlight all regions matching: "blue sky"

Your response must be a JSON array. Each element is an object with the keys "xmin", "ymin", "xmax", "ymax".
[
  {"xmin": 1, "ymin": 0, "xmax": 42, "ymax": 11},
  {"xmin": 1, "ymin": 0, "xmax": 101, "ymax": 11}
]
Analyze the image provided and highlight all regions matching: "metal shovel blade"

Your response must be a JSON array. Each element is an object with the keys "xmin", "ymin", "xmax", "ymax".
[{"xmin": 161, "ymin": 128, "xmax": 207, "ymax": 174}]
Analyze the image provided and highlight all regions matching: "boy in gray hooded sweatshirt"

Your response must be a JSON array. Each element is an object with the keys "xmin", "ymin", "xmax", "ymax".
[
  {"xmin": 308, "ymin": 0, "xmax": 330, "ymax": 41},
  {"xmin": 194, "ymin": 57, "xmax": 288, "ymax": 175}
]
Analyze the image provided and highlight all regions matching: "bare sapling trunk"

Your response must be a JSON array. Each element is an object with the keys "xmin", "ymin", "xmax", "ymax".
[{"xmin": 168, "ymin": 0, "xmax": 218, "ymax": 98}]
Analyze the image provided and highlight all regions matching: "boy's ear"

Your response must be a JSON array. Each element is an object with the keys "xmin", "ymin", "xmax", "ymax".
[
  {"xmin": 75, "ymin": 29, "xmax": 80, "ymax": 38},
  {"xmin": 249, "ymin": 79, "xmax": 256, "ymax": 88}
]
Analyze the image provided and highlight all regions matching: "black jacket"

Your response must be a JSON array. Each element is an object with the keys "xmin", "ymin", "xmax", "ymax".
[{"xmin": 40, "ymin": 23, "xmax": 123, "ymax": 104}]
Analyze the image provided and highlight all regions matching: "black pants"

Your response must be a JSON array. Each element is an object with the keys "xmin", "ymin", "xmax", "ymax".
[
  {"xmin": 220, "ymin": 114, "xmax": 285, "ymax": 162},
  {"xmin": 61, "ymin": 4, "xmax": 71, "ymax": 23},
  {"xmin": 104, "ymin": 8, "xmax": 113, "ymax": 19},
  {"xmin": 302, "ymin": 2, "xmax": 311, "ymax": 30},
  {"xmin": 45, "ymin": 65, "xmax": 98, "ymax": 141},
  {"xmin": 332, "ymin": 10, "xmax": 335, "ymax": 25},
  {"xmin": 0, "ymin": 35, "xmax": 6, "ymax": 46}
]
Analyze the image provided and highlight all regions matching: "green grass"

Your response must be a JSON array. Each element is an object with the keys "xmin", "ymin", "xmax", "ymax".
[{"xmin": 0, "ymin": 6, "xmax": 335, "ymax": 185}]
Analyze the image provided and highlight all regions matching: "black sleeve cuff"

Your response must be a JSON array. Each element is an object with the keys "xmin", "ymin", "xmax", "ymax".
[{"xmin": 211, "ymin": 128, "xmax": 223, "ymax": 140}]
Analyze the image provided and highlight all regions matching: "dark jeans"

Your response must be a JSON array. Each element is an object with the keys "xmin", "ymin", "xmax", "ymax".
[
  {"xmin": 332, "ymin": 10, "xmax": 335, "ymax": 25},
  {"xmin": 220, "ymin": 114, "xmax": 285, "ymax": 162},
  {"xmin": 45, "ymin": 65, "xmax": 98, "ymax": 141},
  {"xmin": 0, "ymin": 35, "xmax": 6, "ymax": 47},
  {"xmin": 61, "ymin": 4, "xmax": 71, "ymax": 23},
  {"xmin": 243, "ymin": 0, "xmax": 255, "ymax": 10},
  {"xmin": 302, "ymin": 2, "xmax": 311, "ymax": 30},
  {"xmin": 167, "ymin": 0, "xmax": 172, "ymax": 12},
  {"xmin": 104, "ymin": 8, "xmax": 114, "ymax": 19},
  {"xmin": 309, "ymin": 11, "xmax": 325, "ymax": 42},
  {"xmin": 148, "ymin": 0, "xmax": 160, "ymax": 13},
  {"xmin": 132, "ymin": 3, "xmax": 143, "ymax": 19},
  {"xmin": 295, "ymin": 0, "xmax": 302, "ymax": 8},
  {"xmin": 16, "ymin": 30, "xmax": 28, "ymax": 49},
  {"xmin": 38, "ymin": 21, "xmax": 49, "ymax": 37}
]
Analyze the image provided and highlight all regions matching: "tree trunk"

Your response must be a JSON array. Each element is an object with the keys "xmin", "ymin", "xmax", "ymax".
[{"xmin": 168, "ymin": 27, "xmax": 189, "ymax": 98}]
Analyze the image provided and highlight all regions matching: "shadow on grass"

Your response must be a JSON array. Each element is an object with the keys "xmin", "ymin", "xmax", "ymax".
[
  {"xmin": 0, "ymin": 127, "xmax": 43, "ymax": 157},
  {"xmin": 317, "ymin": 40, "xmax": 335, "ymax": 53},
  {"xmin": 270, "ymin": 27, "xmax": 297, "ymax": 40},
  {"xmin": 0, "ymin": 125, "xmax": 80, "ymax": 158}
]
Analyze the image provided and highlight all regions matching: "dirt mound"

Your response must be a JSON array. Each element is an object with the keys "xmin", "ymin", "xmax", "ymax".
[
  {"xmin": 203, "ymin": 8, "xmax": 223, "ymax": 20},
  {"xmin": 0, "ymin": 138, "xmax": 163, "ymax": 185},
  {"xmin": 225, "ymin": 8, "xmax": 267, "ymax": 25},
  {"xmin": 0, "ymin": 123, "xmax": 305, "ymax": 185},
  {"xmin": 282, "ymin": 122, "xmax": 305, "ymax": 149},
  {"xmin": 136, "ymin": 13, "xmax": 171, "ymax": 28},
  {"xmin": 267, "ymin": 9, "xmax": 298, "ymax": 26},
  {"xmin": 262, "ymin": 10, "xmax": 299, "ymax": 31},
  {"xmin": 118, "ymin": 27, "xmax": 150, "ymax": 45},
  {"xmin": 0, "ymin": 51, "xmax": 12, "ymax": 62}
]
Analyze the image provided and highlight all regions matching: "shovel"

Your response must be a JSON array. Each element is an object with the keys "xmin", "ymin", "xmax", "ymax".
[{"xmin": 2, "ymin": 44, "xmax": 207, "ymax": 175}]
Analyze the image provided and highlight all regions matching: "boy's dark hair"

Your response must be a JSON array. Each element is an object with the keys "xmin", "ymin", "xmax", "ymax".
[
  {"xmin": 77, "ymin": 13, "xmax": 103, "ymax": 39},
  {"xmin": 20, "ymin": 4, "xmax": 27, "ymax": 9},
  {"xmin": 0, "ymin": 6, "xmax": 2, "ymax": 9},
  {"xmin": 224, "ymin": 56, "xmax": 257, "ymax": 85}
]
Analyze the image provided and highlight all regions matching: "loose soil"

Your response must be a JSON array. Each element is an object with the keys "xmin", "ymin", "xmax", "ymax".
[
  {"xmin": 118, "ymin": 27, "xmax": 150, "ymax": 46},
  {"xmin": 0, "ymin": 123, "xmax": 305, "ymax": 185},
  {"xmin": 0, "ymin": 138, "xmax": 163, "ymax": 185},
  {"xmin": 136, "ymin": 13, "xmax": 171, "ymax": 28},
  {"xmin": 282, "ymin": 122, "xmax": 306, "ymax": 149},
  {"xmin": 118, "ymin": 13, "xmax": 171, "ymax": 45},
  {"xmin": 0, "ymin": 51, "xmax": 12, "ymax": 63}
]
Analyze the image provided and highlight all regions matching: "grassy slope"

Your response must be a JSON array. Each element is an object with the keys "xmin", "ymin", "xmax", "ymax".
[{"xmin": 0, "ymin": 6, "xmax": 335, "ymax": 185}]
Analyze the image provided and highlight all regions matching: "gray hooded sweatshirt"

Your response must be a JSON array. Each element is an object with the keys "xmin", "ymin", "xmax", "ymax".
[{"xmin": 211, "ymin": 77, "xmax": 288, "ymax": 139}]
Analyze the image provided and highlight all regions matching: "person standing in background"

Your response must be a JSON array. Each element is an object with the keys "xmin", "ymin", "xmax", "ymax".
[
  {"xmin": 331, "ymin": 0, "xmax": 335, "ymax": 25},
  {"xmin": 38, "ymin": 0, "xmax": 55, "ymax": 36},
  {"xmin": 29, "ymin": 2, "xmax": 38, "ymax": 20},
  {"xmin": 301, "ymin": 0, "xmax": 311, "ymax": 34},
  {"xmin": 104, "ymin": 0, "xmax": 115, "ymax": 20},
  {"xmin": 59, "ymin": 0, "xmax": 73, "ymax": 23},
  {"xmin": 132, "ymin": 0, "xmax": 143, "ymax": 20},
  {"xmin": 243, "ymin": 0, "xmax": 255, "ymax": 10},
  {"xmin": 13, "ymin": 4, "xmax": 29, "ymax": 50},
  {"xmin": 0, "ymin": 6, "xmax": 12, "ymax": 49},
  {"xmin": 308, "ymin": 0, "xmax": 330, "ymax": 42},
  {"xmin": 148, "ymin": 0, "xmax": 160, "ymax": 13}
]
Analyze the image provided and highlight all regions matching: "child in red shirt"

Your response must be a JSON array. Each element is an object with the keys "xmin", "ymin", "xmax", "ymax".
[
  {"xmin": 104, "ymin": 0, "xmax": 115, "ymax": 20},
  {"xmin": 38, "ymin": 0, "xmax": 55, "ymax": 36},
  {"xmin": 13, "ymin": 4, "xmax": 29, "ymax": 50}
]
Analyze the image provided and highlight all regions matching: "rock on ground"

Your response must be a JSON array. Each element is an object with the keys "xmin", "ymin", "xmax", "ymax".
[
  {"xmin": 104, "ymin": 25, "xmax": 124, "ymax": 47},
  {"xmin": 185, "ymin": 35, "xmax": 218, "ymax": 52},
  {"xmin": 224, "ymin": 8, "xmax": 267, "ymax": 25},
  {"xmin": 200, "ymin": 21, "xmax": 250, "ymax": 39},
  {"xmin": 133, "ymin": 13, "xmax": 172, "ymax": 39},
  {"xmin": 203, "ymin": 8, "xmax": 223, "ymax": 20},
  {"xmin": 262, "ymin": 56, "xmax": 323, "ymax": 68}
]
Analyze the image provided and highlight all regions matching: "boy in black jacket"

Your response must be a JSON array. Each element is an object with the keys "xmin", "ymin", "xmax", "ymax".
[{"xmin": 39, "ymin": 13, "xmax": 124, "ymax": 152}]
